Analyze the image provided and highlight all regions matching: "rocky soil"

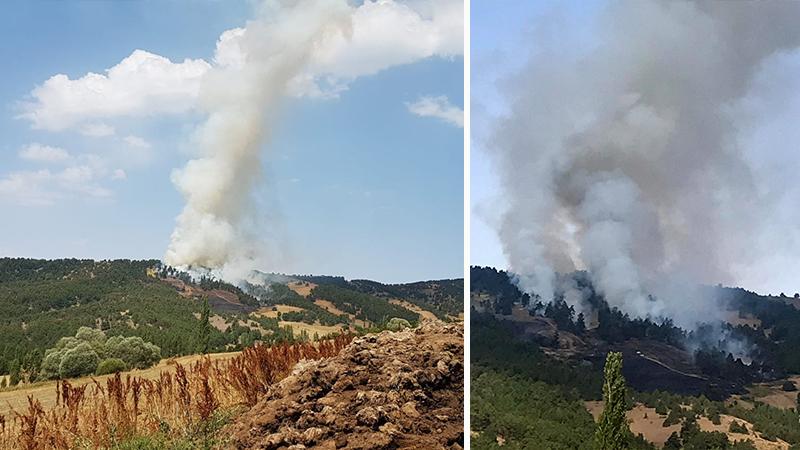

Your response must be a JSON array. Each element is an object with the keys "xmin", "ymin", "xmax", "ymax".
[{"xmin": 224, "ymin": 322, "xmax": 464, "ymax": 450}]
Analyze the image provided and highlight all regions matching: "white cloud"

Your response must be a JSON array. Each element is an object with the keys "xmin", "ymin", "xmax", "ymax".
[
  {"xmin": 406, "ymin": 95, "xmax": 463, "ymax": 127},
  {"xmin": 123, "ymin": 135, "xmax": 151, "ymax": 149},
  {"xmin": 80, "ymin": 122, "xmax": 116, "ymax": 137},
  {"xmin": 18, "ymin": 0, "xmax": 463, "ymax": 130},
  {"xmin": 18, "ymin": 49, "xmax": 210, "ymax": 131},
  {"xmin": 0, "ymin": 166, "xmax": 112, "ymax": 206},
  {"xmin": 18, "ymin": 143, "xmax": 71, "ymax": 163},
  {"xmin": 289, "ymin": 0, "xmax": 463, "ymax": 98},
  {"xmin": 309, "ymin": 0, "xmax": 462, "ymax": 76}
]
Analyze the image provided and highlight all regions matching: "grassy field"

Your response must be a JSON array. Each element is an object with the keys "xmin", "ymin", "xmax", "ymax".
[{"xmin": 0, "ymin": 351, "xmax": 240, "ymax": 416}]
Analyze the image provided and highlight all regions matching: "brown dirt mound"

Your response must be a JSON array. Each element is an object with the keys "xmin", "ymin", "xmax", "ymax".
[{"xmin": 223, "ymin": 322, "xmax": 464, "ymax": 450}]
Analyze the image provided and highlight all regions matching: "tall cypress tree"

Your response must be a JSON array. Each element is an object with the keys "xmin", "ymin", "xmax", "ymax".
[{"xmin": 594, "ymin": 351, "xmax": 628, "ymax": 450}]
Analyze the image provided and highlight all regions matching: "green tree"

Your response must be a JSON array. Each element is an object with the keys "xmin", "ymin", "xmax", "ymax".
[
  {"xmin": 663, "ymin": 432, "xmax": 682, "ymax": 449},
  {"xmin": 197, "ymin": 297, "xmax": 211, "ymax": 354},
  {"xmin": 8, "ymin": 358, "xmax": 21, "ymax": 386},
  {"xmin": 105, "ymin": 336, "xmax": 161, "ymax": 369},
  {"xmin": 96, "ymin": 358, "xmax": 127, "ymax": 375},
  {"xmin": 595, "ymin": 352, "xmax": 628, "ymax": 450},
  {"xmin": 58, "ymin": 343, "xmax": 100, "ymax": 378}
]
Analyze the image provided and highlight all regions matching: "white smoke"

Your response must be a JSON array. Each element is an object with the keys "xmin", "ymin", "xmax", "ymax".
[
  {"xmin": 486, "ymin": 1, "xmax": 800, "ymax": 329},
  {"xmin": 165, "ymin": 0, "xmax": 352, "ymax": 278},
  {"xmin": 164, "ymin": 0, "xmax": 462, "ymax": 281}
]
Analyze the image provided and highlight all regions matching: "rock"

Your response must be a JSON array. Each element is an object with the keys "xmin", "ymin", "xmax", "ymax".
[
  {"xmin": 401, "ymin": 401, "xmax": 420, "ymax": 418},
  {"xmin": 356, "ymin": 406, "xmax": 381, "ymax": 427}
]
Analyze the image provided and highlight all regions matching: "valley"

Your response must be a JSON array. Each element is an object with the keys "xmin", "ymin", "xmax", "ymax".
[{"xmin": 471, "ymin": 266, "xmax": 800, "ymax": 450}]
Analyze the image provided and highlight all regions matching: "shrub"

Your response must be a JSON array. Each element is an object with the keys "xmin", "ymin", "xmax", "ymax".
[
  {"xmin": 729, "ymin": 420, "xmax": 749, "ymax": 434},
  {"xmin": 59, "ymin": 343, "xmax": 100, "ymax": 378},
  {"xmin": 386, "ymin": 318, "xmax": 412, "ymax": 331},
  {"xmin": 76, "ymin": 326, "xmax": 108, "ymax": 357},
  {"xmin": 730, "ymin": 440, "xmax": 757, "ymax": 450},
  {"xmin": 106, "ymin": 336, "xmax": 161, "ymax": 369},
  {"xmin": 39, "ymin": 348, "xmax": 66, "ymax": 380},
  {"xmin": 96, "ymin": 358, "xmax": 127, "ymax": 375},
  {"xmin": 40, "ymin": 328, "xmax": 162, "ymax": 380}
]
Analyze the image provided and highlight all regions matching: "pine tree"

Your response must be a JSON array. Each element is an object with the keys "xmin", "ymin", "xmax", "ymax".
[
  {"xmin": 198, "ymin": 298, "xmax": 211, "ymax": 354},
  {"xmin": 576, "ymin": 312, "xmax": 586, "ymax": 334},
  {"xmin": 594, "ymin": 351, "xmax": 628, "ymax": 450},
  {"xmin": 663, "ymin": 432, "xmax": 682, "ymax": 449}
]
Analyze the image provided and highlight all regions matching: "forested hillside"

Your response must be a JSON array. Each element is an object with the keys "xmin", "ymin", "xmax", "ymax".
[
  {"xmin": 0, "ymin": 258, "xmax": 462, "ymax": 378},
  {"xmin": 349, "ymin": 278, "xmax": 463, "ymax": 319},
  {"xmin": 471, "ymin": 266, "xmax": 800, "ymax": 449}
]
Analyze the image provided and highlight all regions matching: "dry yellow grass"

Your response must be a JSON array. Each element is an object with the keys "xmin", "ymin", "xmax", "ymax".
[
  {"xmin": 389, "ymin": 299, "xmax": 439, "ymax": 321},
  {"xmin": 0, "ymin": 337, "xmax": 353, "ymax": 450},
  {"xmin": 314, "ymin": 299, "xmax": 350, "ymax": 317},
  {"xmin": 697, "ymin": 415, "xmax": 790, "ymax": 450},
  {"xmin": 313, "ymin": 299, "xmax": 371, "ymax": 328},
  {"xmin": 747, "ymin": 376, "xmax": 800, "ymax": 410},
  {"xmin": 586, "ymin": 401, "xmax": 790, "ymax": 449},
  {"xmin": 725, "ymin": 311, "xmax": 763, "ymax": 329},
  {"xmin": 254, "ymin": 304, "xmax": 305, "ymax": 318},
  {"xmin": 278, "ymin": 320, "xmax": 347, "ymax": 338},
  {"xmin": 287, "ymin": 281, "xmax": 316, "ymax": 297},
  {"xmin": 586, "ymin": 401, "xmax": 680, "ymax": 446},
  {"xmin": 0, "ymin": 352, "xmax": 239, "ymax": 416}
]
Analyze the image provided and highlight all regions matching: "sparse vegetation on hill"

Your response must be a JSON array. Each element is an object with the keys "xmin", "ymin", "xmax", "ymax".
[
  {"xmin": 309, "ymin": 284, "xmax": 419, "ymax": 325},
  {"xmin": 1, "ymin": 258, "xmax": 459, "ymax": 380},
  {"xmin": 472, "ymin": 316, "xmax": 800, "ymax": 448},
  {"xmin": 349, "ymin": 278, "xmax": 464, "ymax": 319}
]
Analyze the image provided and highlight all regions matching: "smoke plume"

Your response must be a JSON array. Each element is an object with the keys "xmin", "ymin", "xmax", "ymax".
[
  {"xmin": 488, "ymin": 1, "xmax": 800, "ymax": 329},
  {"xmin": 164, "ymin": 0, "xmax": 352, "ymax": 278},
  {"xmin": 163, "ymin": 0, "xmax": 461, "ymax": 280}
]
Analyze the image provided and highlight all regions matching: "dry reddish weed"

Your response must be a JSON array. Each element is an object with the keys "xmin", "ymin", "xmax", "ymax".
[{"xmin": 0, "ymin": 335, "xmax": 352, "ymax": 449}]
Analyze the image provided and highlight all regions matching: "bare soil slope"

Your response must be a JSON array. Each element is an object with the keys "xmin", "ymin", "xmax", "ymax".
[{"xmin": 224, "ymin": 322, "xmax": 464, "ymax": 449}]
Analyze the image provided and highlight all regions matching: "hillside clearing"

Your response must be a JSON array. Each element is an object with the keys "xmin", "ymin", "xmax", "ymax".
[
  {"xmin": 278, "ymin": 320, "xmax": 347, "ymax": 338},
  {"xmin": 747, "ymin": 376, "xmax": 800, "ymax": 410},
  {"xmin": 586, "ymin": 401, "xmax": 790, "ymax": 449},
  {"xmin": 254, "ymin": 304, "xmax": 305, "ymax": 318},
  {"xmin": 287, "ymin": 281, "xmax": 316, "ymax": 297},
  {"xmin": 389, "ymin": 298, "xmax": 439, "ymax": 321}
]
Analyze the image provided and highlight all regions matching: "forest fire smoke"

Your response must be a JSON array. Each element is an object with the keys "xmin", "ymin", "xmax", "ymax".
[
  {"xmin": 165, "ymin": 0, "xmax": 352, "ymax": 275},
  {"xmin": 489, "ymin": 0, "xmax": 800, "ymax": 329}
]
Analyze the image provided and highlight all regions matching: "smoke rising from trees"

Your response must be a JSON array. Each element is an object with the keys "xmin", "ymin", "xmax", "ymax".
[{"xmin": 487, "ymin": 1, "xmax": 800, "ymax": 329}]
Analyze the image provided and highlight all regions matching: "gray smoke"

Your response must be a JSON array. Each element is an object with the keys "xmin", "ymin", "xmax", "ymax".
[
  {"xmin": 488, "ymin": 1, "xmax": 800, "ymax": 329},
  {"xmin": 165, "ymin": 0, "xmax": 352, "ymax": 279}
]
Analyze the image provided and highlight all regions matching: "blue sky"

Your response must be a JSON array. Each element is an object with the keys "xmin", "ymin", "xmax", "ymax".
[{"xmin": 0, "ymin": 0, "xmax": 464, "ymax": 283}]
